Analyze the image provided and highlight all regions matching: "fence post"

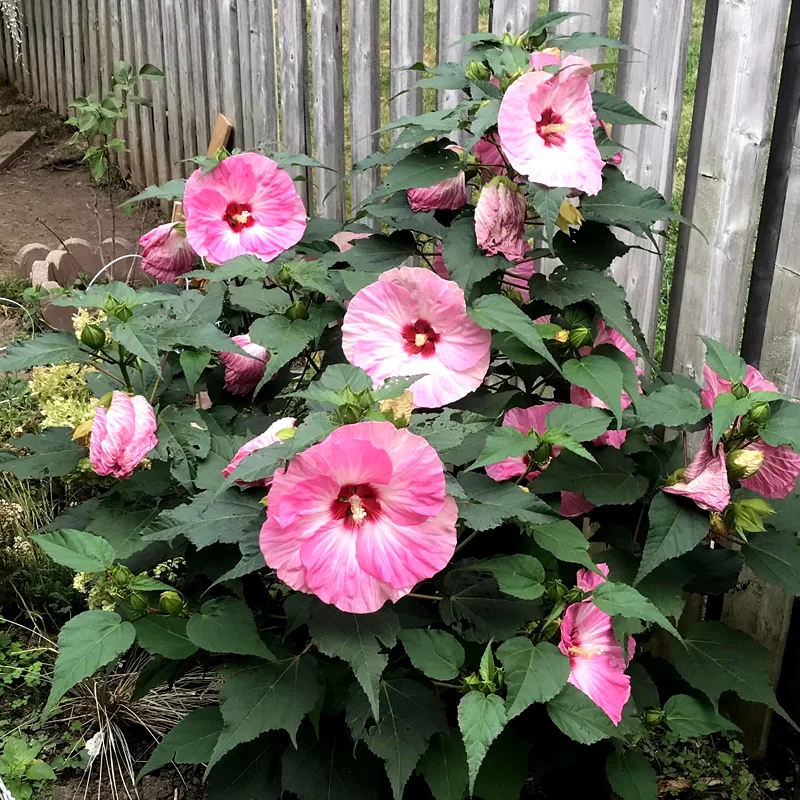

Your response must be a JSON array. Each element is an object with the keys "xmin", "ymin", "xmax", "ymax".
[
  {"xmin": 490, "ymin": 0, "xmax": 535, "ymax": 36},
  {"xmin": 249, "ymin": 0, "xmax": 279, "ymax": 153},
  {"xmin": 390, "ymin": 0, "xmax": 424, "ymax": 123},
  {"xmin": 437, "ymin": 0, "xmax": 479, "ymax": 110},
  {"xmin": 549, "ymin": 0, "xmax": 609, "ymax": 89}
]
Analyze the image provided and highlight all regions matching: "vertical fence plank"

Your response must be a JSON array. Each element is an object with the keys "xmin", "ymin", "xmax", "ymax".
[
  {"xmin": 62, "ymin": 0, "xmax": 74, "ymax": 110},
  {"xmin": 1, "ymin": 19, "xmax": 10, "ymax": 82},
  {"xmin": 277, "ymin": 0, "xmax": 312, "ymax": 209},
  {"xmin": 219, "ymin": 0, "xmax": 243, "ymax": 149},
  {"xmin": 121, "ymin": 0, "xmax": 143, "ymax": 184},
  {"xmin": 437, "ymin": 0, "xmax": 479, "ymax": 110},
  {"xmin": 34, "ymin": 0, "xmax": 46, "ymax": 104},
  {"xmin": 107, "ymin": 0, "xmax": 127, "ymax": 178},
  {"xmin": 146, "ymin": 0, "xmax": 169, "ymax": 187},
  {"xmin": 174, "ymin": 0, "xmax": 197, "ymax": 169},
  {"xmin": 549, "ymin": 0, "xmax": 609, "ymax": 89},
  {"xmin": 42, "ymin": 0, "xmax": 56, "ymax": 108},
  {"xmin": 160, "ymin": 0, "xmax": 182, "ymax": 179},
  {"xmin": 131, "ymin": 0, "xmax": 156, "ymax": 185},
  {"xmin": 188, "ymin": 0, "xmax": 210, "ymax": 155},
  {"xmin": 52, "ymin": 0, "xmax": 65, "ymax": 113},
  {"xmin": 235, "ymin": 0, "xmax": 254, "ymax": 150},
  {"xmin": 96, "ymin": 0, "xmax": 110, "ymax": 98},
  {"xmin": 203, "ymin": 0, "xmax": 221, "ymax": 136},
  {"xmin": 490, "ymin": 0, "xmax": 535, "ymax": 36},
  {"xmin": 311, "ymin": 0, "xmax": 345, "ymax": 218},
  {"xmin": 20, "ymin": 0, "xmax": 33, "ymax": 97},
  {"xmin": 611, "ymin": 0, "xmax": 693, "ymax": 347},
  {"xmin": 663, "ymin": 0, "xmax": 790, "ymax": 380},
  {"xmin": 70, "ymin": 0, "xmax": 82, "ymax": 97},
  {"xmin": 249, "ymin": 0, "xmax": 279, "ymax": 150},
  {"xmin": 390, "ymin": 0, "xmax": 424, "ymax": 123},
  {"xmin": 86, "ymin": 0, "xmax": 100, "ymax": 96},
  {"xmin": 349, "ymin": 0, "xmax": 380, "ymax": 215},
  {"xmin": 27, "ymin": 0, "xmax": 40, "ymax": 101}
]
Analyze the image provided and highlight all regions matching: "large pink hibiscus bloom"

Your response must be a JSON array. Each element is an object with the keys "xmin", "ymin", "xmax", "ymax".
[
  {"xmin": 559, "ymin": 563, "xmax": 635, "ymax": 725},
  {"xmin": 183, "ymin": 152, "xmax": 307, "ymax": 265},
  {"xmin": 498, "ymin": 55, "xmax": 604, "ymax": 195},
  {"xmin": 219, "ymin": 333, "xmax": 269, "ymax": 396},
  {"xmin": 259, "ymin": 421, "xmax": 458, "ymax": 614},
  {"xmin": 663, "ymin": 427, "xmax": 731, "ymax": 512},
  {"xmin": 701, "ymin": 364, "xmax": 800, "ymax": 499},
  {"xmin": 341, "ymin": 267, "xmax": 491, "ymax": 409},
  {"xmin": 484, "ymin": 403, "xmax": 592, "ymax": 518}
]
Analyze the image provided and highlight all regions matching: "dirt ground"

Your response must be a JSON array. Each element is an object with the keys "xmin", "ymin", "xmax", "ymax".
[
  {"xmin": 51, "ymin": 769, "xmax": 208, "ymax": 800},
  {"xmin": 0, "ymin": 81, "xmax": 160, "ymax": 279}
]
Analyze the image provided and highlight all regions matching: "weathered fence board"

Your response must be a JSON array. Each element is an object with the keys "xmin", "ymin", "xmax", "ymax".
[
  {"xmin": 33, "ymin": 0, "xmax": 46, "ymax": 105},
  {"xmin": 121, "ymin": 0, "xmax": 143, "ymax": 184},
  {"xmin": 85, "ymin": 0, "xmax": 99, "ymax": 96},
  {"xmin": 188, "ymin": 0, "xmax": 210, "ymax": 156},
  {"xmin": 107, "ymin": 0, "xmax": 127, "ymax": 177},
  {"xmin": 311, "ymin": 0, "xmax": 346, "ymax": 219},
  {"xmin": 21, "ymin": 0, "xmax": 34, "ymax": 97},
  {"xmin": 438, "ymin": 0, "xmax": 479, "ymax": 109},
  {"xmin": 219, "ymin": 0, "xmax": 243, "ymax": 150},
  {"xmin": 491, "ymin": 0, "xmax": 535, "ymax": 35},
  {"xmin": 61, "ymin": 0, "xmax": 74, "ymax": 112},
  {"xmin": 160, "ymin": 0, "xmax": 183, "ymax": 180},
  {"xmin": 549, "ymin": 0, "xmax": 609, "ymax": 88},
  {"xmin": 612, "ymin": 0, "xmax": 693, "ymax": 347},
  {"xmin": 145, "ymin": 0, "xmax": 169, "ymax": 187},
  {"xmin": 249, "ymin": 0, "xmax": 279, "ymax": 152},
  {"xmin": 390, "ymin": 0, "xmax": 425, "ymax": 123},
  {"xmin": 96, "ymin": 0, "xmax": 110, "ymax": 107},
  {"xmin": 70, "ymin": 0, "xmax": 82, "ymax": 98},
  {"xmin": 173, "ymin": 0, "xmax": 197, "ymax": 172},
  {"xmin": 236, "ymin": 0, "xmax": 254, "ymax": 151}
]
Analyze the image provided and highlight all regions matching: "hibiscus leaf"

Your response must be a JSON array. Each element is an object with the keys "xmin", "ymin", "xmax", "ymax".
[
  {"xmin": 124, "ymin": 178, "xmax": 185, "ymax": 208},
  {"xmin": 418, "ymin": 730, "xmax": 469, "ymax": 800},
  {"xmin": 712, "ymin": 393, "xmax": 753, "ymax": 449},
  {"xmin": 531, "ymin": 185, "xmax": 568, "ymax": 249},
  {"xmin": 544, "ymin": 405, "xmax": 611, "ymax": 442},
  {"xmin": 468, "ymin": 554, "xmax": 546, "ymax": 600},
  {"xmin": 562, "ymin": 356, "xmax": 623, "ymax": 426},
  {"xmin": 467, "ymin": 426, "xmax": 531, "ymax": 471},
  {"xmin": 209, "ymin": 655, "xmax": 322, "ymax": 766},
  {"xmin": 636, "ymin": 493, "xmax": 711, "ymax": 583},
  {"xmin": 496, "ymin": 638, "xmax": 570, "ymax": 718},
  {"xmin": 327, "ymin": 231, "xmax": 417, "ymax": 272},
  {"xmin": 526, "ymin": 10, "xmax": 582, "ymax": 36},
  {"xmin": 134, "ymin": 616, "xmax": 198, "ymax": 660},
  {"xmin": 592, "ymin": 581, "xmax": 681, "ymax": 639},
  {"xmin": 458, "ymin": 692, "xmax": 507, "ymax": 794},
  {"xmin": 32, "ymin": 529, "xmax": 114, "ymax": 573},
  {"xmin": 208, "ymin": 734, "xmax": 283, "ymax": 800},
  {"xmin": 634, "ymin": 385, "xmax": 708, "ymax": 428},
  {"xmin": 742, "ymin": 529, "xmax": 800, "ymax": 596},
  {"xmin": 380, "ymin": 140, "xmax": 461, "ymax": 193},
  {"xmin": 287, "ymin": 259, "xmax": 342, "ymax": 302},
  {"xmin": 151, "ymin": 407, "xmax": 211, "ymax": 489},
  {"xmin": 541, "ymin": 222, "xmax": 630, "ymax": 271},
  {"xmin": 541, "ymin": 429, "xmax": 596, "ymax": 462},
  {"xmin": 591, "ymin": 91, "xmax": 655, "ymax": 126},
  {"xmin": 443, "ymin": 215, "xmax": 510, "ymax": 296},
  {"xmin": 701, "ymin": 336, "xmax": 747, "ymax": 382},
  {"xmin": 409, "ymin": 410, "xmax": 495, "ymax": 466},
  {"xmin": 759, "ymin": 400, "xmax": 800, "ymax": 453},
  {"xmin": 1, "ymin": 428, "xmax": 86, "ymax": 479},
  {"xmin": 528, "ymin": 520, "xmax": 596, "ymax": 571},
  {"xmin": 398, "ymin": 630, "xmax": 465, "ymax": 681},
  {"xmin": 0, "ymin": 331, "xmax": 92, "ymax": 372},
  {"xmin": 468, "ymin": 294, "xmax": 559, "ymax": 369},
  {"xmin": 605, "ymin": 751, "xmax": 658, "ymax": 800},
  {"xmin": 472, "ymin": 730, "xmax": 530, "ymax": 800},
  {"xmin": 548, "ymin": 31, "xmax": 629, "ymax": 53},
  {"xmin": 186, "ymin": 597, "xmax": 274, "ymax": 660},
  {"xmin": 249, "ymin": 315, "xmax": 315, "ymax": 383},
  {"xmin": 663, "ymin": 694, "xmax": 739, "ymax": 739},
  {"xmin": 546, "ymin": 684, "xmax": 617, "ymax": 744},
  {"xmin": 364, "ymin": 192, "xmax": 447, "ymax": 238}
]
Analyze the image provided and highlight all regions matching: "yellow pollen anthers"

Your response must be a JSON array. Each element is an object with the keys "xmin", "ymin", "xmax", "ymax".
[
  {"xmin": 568, "ymin": 644, "xmax": 603, "ymax": 659},
  {"xmin": 349, "ymin": 494, "xmax": 368, "ymax": 524},
  {"xmin": 539, "ymin": 122, "xmax": 570, "ymax": 136},
  {"xmin": 414, "ymin": 332, "xmax": 428, "ymax": 348},
  {"xmin": 232, "ymin": 210, "xmax": 252, "ymax": 225}
]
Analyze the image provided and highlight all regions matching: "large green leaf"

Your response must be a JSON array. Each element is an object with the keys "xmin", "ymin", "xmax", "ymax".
[
  {"xmin": 124, "ymin": 178, "xmax": 186, "ymax": 207},
  {"xmin": 186, "ymin": 597, "xmax": 274, "ymax": 659},
  {"xmin": 742, "ymin": 530, "xmax": 800, "ymax": 595},
  {"xmin": 364, "ymin": 193, "xmax": 446, "ymax": 238},
  {"xmin": 0, "ymin": 331, "xmax": 92, "ymax": 371},
  {"xmin": 663, "ymin": 694, "xmax": 739, "ymax": 738},
  {"xmin": 134, "ymin": 615, "xmax": 198, "ymax": 660},
  {"xmin": 326, "ymin": 231, "xmax": 417, "ymax": 272},
  {"xmin": 151, "ymin": 407, "xmax": 211, "ymax": 488},
  {"xmin": 458, "ymin": 692, "xmax": 507, "ymax": 794},
  {"xmin": 591, "ymin": 91, "xmax": 654, "ymax": 126},
  {"xmin": 210, "ymin": 655, "xmax": 322, "ymax": 765},
  {"xmin": 139, "ymin": 706, "xmax": 222, "ymax": 778},
  {"xmin": 111, "ymin": 319, "xmax": 162, "ymax": 369},
  {"xmin": 2, "ymin": 428, "xmax": 86, "ymax": 479},
  {"xmin": 635, "ymin": 385, "xmax": 708, "ymax": 428},
  {"xmin": 468, "ymin": 294, "xmax": 558, "ymax": 369},
  {"xmin": 87, "ymin": 506, "xmax": 160, "ymax": 560},
  {"xmin": 409, "ymin": 410, "xmax": 495, "ymax": 466},
  {"xmin": 760, "ymin": 401, "xmax": 800, "ymax": 452},
  {"xmin": 529, "ymin": 520, "xmax": 595, "ymax": 571},
  {"xmin": 468, "ymin": 426, "xmax": 532, "ymax": 471},
  {"xmin": 637, "ymin": 493, "xmax": 710, "ymax": 582},
  {"xmin": 562, "ymin": 356, "xmax": 623, "ymax": 425},
  {"xmin": 32, "ymin": 529, "xmax": 114, "ymax": 573},
  {"xmin": 248, "ymin": 314, "xmax": 316, "ymax": 383},
  {"xmin": 669, "ymin": 621, "xmax": 785, "ymax": 715},
  {"xmin": 545, "ymin": 222, "xmax": 630, "ymax": 272},
  {"xmin": 471, "ymin": 555, "xmax": 546, "ymax": 600},
  {"xmin": 443, "ymin": 215, "xmax": 509, "ymax": 296},
  {"xmin": 472, "ymin": 729, "xmax": 530, "ymax": 800},
  {"xmin": 228, "ymin": 284, "xmax": 292, "ymax": 315},
  {"xmin": 287, "ymin": 259, "xmax": 341, "ymax": 303},
  {"xmin": 592, "ymin": 582, "xmax": 681, "ymax": 639},
  {"xmin": 605, "ymin": 751, "xmax": 658, "ymax": 800},
  {"xmin": 711, "ymin": 393, "xmax": 752, "ymax": 448},
  {"xmin": 418, "ymin": 730, "xmax": 469, "ymax": 800},
  {"xmin": 701, "ymin": 337, "xmax": 746, "ymax": 382},
  {"xmin": 545, "ymin": 405, "xmax": 612, "ymax": 442},
  {"xmin": 379, "ymin": 140, "xmax": 462, "ymax": 193},
  {"xmin": 531, "ymin": 185, "xmax": 568, "ymax": 247},
  {"xmin": 546, "ymin": 684, "xmax": 617, "ymax": 744},
  {"xmin": 207, "ymin": 734, "xmax": 282, "ymax": 800},
  {"xmin": 398, "ymin": 629, "xmax": 465, "ymax": 681},
  {"xmin": 497, "ymin": 638, "xmax": 570, "ymax": 719},
  {"xmin": 307, "ymin": 600, "xmax": 399, "ymax": 720},
  {"xmin": 44, "ymin": 611, "xmax": 135, "ymax": 717}
]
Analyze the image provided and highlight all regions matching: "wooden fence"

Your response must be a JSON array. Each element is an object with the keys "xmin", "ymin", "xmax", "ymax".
[{"xmin": 3, "ymin": 0, "xmax": 800, "ymax": 756}]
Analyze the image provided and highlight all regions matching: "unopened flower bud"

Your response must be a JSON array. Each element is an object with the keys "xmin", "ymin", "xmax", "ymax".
[
  {"xmin": 530, "ymin": 440, "xmax": 552, "ymax": 466},
  {"xmin": 644, "ymin": 708, "xmax": 665, "ymax": 726},
  {"xmin": 276, "ymin": 264, "xmax": 294, "ymax": 287},
  {"xmin": 545, "ymin": 579, "xmax": 568, "ymax": 603},
  {"xmin": 664, "ymin": 467, "xmax": 686, "ymax": 487},
  {"xmin": 748, "ymin": 402, "xmax": 771, "ymax": 427},
  {"xmin": 80, "ymin": 324, "xmax": 107, "ymax": 351},
  {"xmin": 466, "ymin": 60, "xmax": 490, "ymax": 82},
  {"xmin": 726, "ymin": 448, "xmax": 764, "ymax": 480},
  {"xmin": 708, "ymin": 512, "xmax": 727, "ymax": 538},
  {"xmin": 129, "ymin": 591, "xmax": 149, "ymax": 613},
  {"xmin": 569, "ymin": 326, "xmax": 593, "ymax": 349},
  {"xmin": 104, "ymin": 297, "xmax": 133, "ymax": 323},
  {"xmin": 111, "ymin": 565, "xmax": 133, "ymax": 587},
  {"xmin": 501, "ymin": 31, "xmax": 516, "ymax": 46},
  {"xmin": 562, "ymin": 305, "xmax": 593, "ymax": 329},
  {"xmin": 285, "ymin": 300, "xmax": 309, "ymax": 321},
  {"xmin": 338, "ymin": 403, "xmax": 362, "ymax": 425},
  {"xmin": 158, "ymin": 591, "xmax": 186, "ymax": 617},
  {"xmin": 731, "ymin": 381, "xmax": 749, "ymax": 400}
]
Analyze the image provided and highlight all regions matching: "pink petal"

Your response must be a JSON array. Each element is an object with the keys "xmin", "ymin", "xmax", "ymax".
[
  {"xmin": 219, "ymin": 333, "xmax": 269, "ymax": 395},
  {"xmin": 90, "ymin": 392, "xmax": 157, "ymax": 479},
  {"xmin": 560, "ymin": 491, "xmax": 595, "ymax": 518},
  {"xmin": 222, "ymin": 417, "xmax": 297, "ymax": 487},
  {"xmin": 663, "ymin": 427, "xmax": 730, "ymax": 512},
  {"xmin": 741, "ymin": 440, "xmax": 800, "ymax": 499},
  {"xmin": 576, "ymin": 563, "xmax": 609, "ymax": 592}
]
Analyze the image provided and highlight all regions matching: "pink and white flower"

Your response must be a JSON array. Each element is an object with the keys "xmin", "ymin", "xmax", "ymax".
[
  {"xmin": 663, "ymin": 427, "xmax": 730, "ymax": 513},
  {"xmin": 559, "ymin": 563, "xmax": 635, "ymax": 725},
  {"xmin": 90, "ymin": 392, "xmax": 158, "ymax": 480},
  {"xmin": 259, "ymin": 421, "xmax": 458, "ymax": 614},
  {"xmin": 502, "ymin": 258, "xmax": 536, "ymax": 301},
  {"xmin": 330, "ymin": 231, "xmax": 371, "ymax": 252},
  {"xmin": 219, "ymin": 333, "xmax": 269, "ymax": 396},
  {"xmin": 223, "ymin": 417, "xmax": 297, "ymax": 488},
  {"xmin": 475, "ymin": 176, "xmax": 527, "ymax": 261},
  {"xmin": 183, "ymin": 152, "xmax": 307, "ymax": 265},
  {"xmin": 341, "ymin": 267, "xmax": 491, "ymax": 409},
  {"xmin": 484, "ymin": 403, "xmax": 593, "ymax": 518},
  {"xmin": 474, "ymin": 135, "xmax": 508, "ymax": 179},
  {"xmin": 407, "ymin": 146, "xmax": 467, "ymax": 212},
  {"xmin": 138, "ymin": 223, "xmax": 196, "ymax": 283},
  {"xmin": 498, "ymin": 55, "xmax": 604, "ymax": 195},
  {"xmin": 700, "ymin": 364, "xmax": 778, "ymax": 412}
]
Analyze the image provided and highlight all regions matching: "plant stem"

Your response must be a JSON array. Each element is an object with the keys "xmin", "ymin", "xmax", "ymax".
[
  {"xmin": 149, "ymin": 352, "xmax": 170, "ymax": 404},
  {"xmin": 117, "ymin": 355, "xmax": 133, "ymax": 392},
  {"xmin": 91, "ymin": 364, "xmax": 126, "ymax": 386},
  {"xmin": 455, "ymin": 529, "xmax": 481, "ymax": 553},
  {"xmin": 408, "ymin": 592, "xmax": 442, "ymax": 602}
]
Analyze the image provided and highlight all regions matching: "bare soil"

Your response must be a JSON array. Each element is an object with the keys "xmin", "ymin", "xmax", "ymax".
[
  {"xmin": 0, "ymin": 81, "xmax": 161, "ymax": 279},
  {"xmin": 51, "ymin": 768, "xmax": 208, "ymax": 800}
]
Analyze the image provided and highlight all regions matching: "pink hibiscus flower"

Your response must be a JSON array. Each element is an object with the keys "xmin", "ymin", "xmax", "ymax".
[
  {"xmin": 559, "ymin": 563, "xmax": 635, "ymax": 725},
  {"xmin": 223, "ymin": 417, "xmax": 297, "ymax": 488},
  {"xmin": 498, "ymin": 55, "xmax": 604, "ymax": 195},
  {"xmin": 407, "ymin": 145, "xmax": 467, "ymax": 212},
  {"xmin": 259, "ymin": 421, "xmax": 458, "ymax": 614},
  {"xmin": 475, "ymin": 176, "xmax": 527, "ymax": 261},
  {"xmin": 474, "ymin": 135, "xmax": 508, "ymax": 179},
  {"xmin": 219, "ymin": 333, "xmax": 269, "ymax": 396},
  {"xmin": 502, "ymin": 258, "xmax": 536, "ymax": 301},
  {"xmin": 138, "ymin": 223, "xmax": 196, "ymax": 282},
  {"xmin": 341, "ymin": 267, "xmax": 491, "ymax": 409},
  {"xmin": 90, "ymin": 392, "xmax": 158, "ymax": 480},
  {"xmin": 484, "ymin": 403, "xmax": 592, "ymax": 518},
  {"xmin": 183, "ymin": 152, "xmax": 307, "ymax": 265},
  {"xmin": 330, "ymin": 231, "xmax": 371, "ymax": 252},
  {"xmin": 663, "ymin": 428, "xmax": 730, "ymax": 512},
  {"xmin": 701, "ymin": 364, "xmax": 800, "ymax": 499}
]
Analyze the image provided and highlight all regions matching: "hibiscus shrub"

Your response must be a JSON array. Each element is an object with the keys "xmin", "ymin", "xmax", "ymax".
[{"xmin": 3, "ymin": 17, "xmax": 800, "ymax": 800}]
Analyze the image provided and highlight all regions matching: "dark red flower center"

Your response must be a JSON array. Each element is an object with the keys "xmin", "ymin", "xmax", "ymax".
[
  {"xmin": 402, "ymin": 319, "xmax": 440, "ymax": 357},
  {"xmin": 331, "ymin": 483, "xmax": 382, "ymax": 528},
  {"xmin": 537, "ymin": 108, "xmax": 568, "ymax": 147},
  {"xmin": 224, "ymin": 202, "xmax": 256, "ymax": 232}
]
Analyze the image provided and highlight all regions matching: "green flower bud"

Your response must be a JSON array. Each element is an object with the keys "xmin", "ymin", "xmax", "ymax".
[
  {"xmin": 80, "ymin": 323, "xmax": 107, "ymax": 351},
  {"xmin": 466, "ymin": 60, "xmax": 490, "ymax": 82},
  {"xmin": 644, "ymin": 708, "xmax": 665, "ymax": 727},
  {"xmin": 285, "ymin": 300, "xmax": 309, "ymax": 321},
  {"xmin": 500, "ymin": 31, "xmax": 516, "ymax": 46},
  {"xmin": 726, "ymin": 448, "xmax": 764, "ymax": 480},
  {"xmin": 338, "ymin": 403, "xmax": 363, "ymax": 425},
  {"xmin": 530, "ymin": 440, "xmax": 552, "ymax": 466},
  {"xmin": 545, "ymin": 579, "xmax": 567, "ymax": 603},
  {"xmin": 503, "ymin": 287, "xmax": 525, "ymax": 307},
  {"xmin": 568, "ymin": 326, "xmax": 593, "ymax": 349},
  {"xmin": 111, "ymin": 564, "xmax": 133, "ymax": 587},
  {"xmin": 104, "ymin": 296, "xmax": 133, "ymax": 323},
  {"xmin": 276, "ymin": 264, "xmax": 294, "ymax": 287},
  {"xmin": 731, "ymin": 380, "xmax": 749, "ymax": 400},
  {"xmin": 129, "ymin": 591, "xmax": 149, "ymax": 613},
  {"xmin": 158, "ymin": 591, "xmax": 186, "ymax": 617},
  {"xmin": 748, "ymin": 401, "xmax": 771, "ymax": 427},
  {"xmin": 664, "ymin": 467, "xmax": 686, "ymax": 487},
  {"xmin": 562, "ymin": 304, "xmax": 594, "ymax": 329}
]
